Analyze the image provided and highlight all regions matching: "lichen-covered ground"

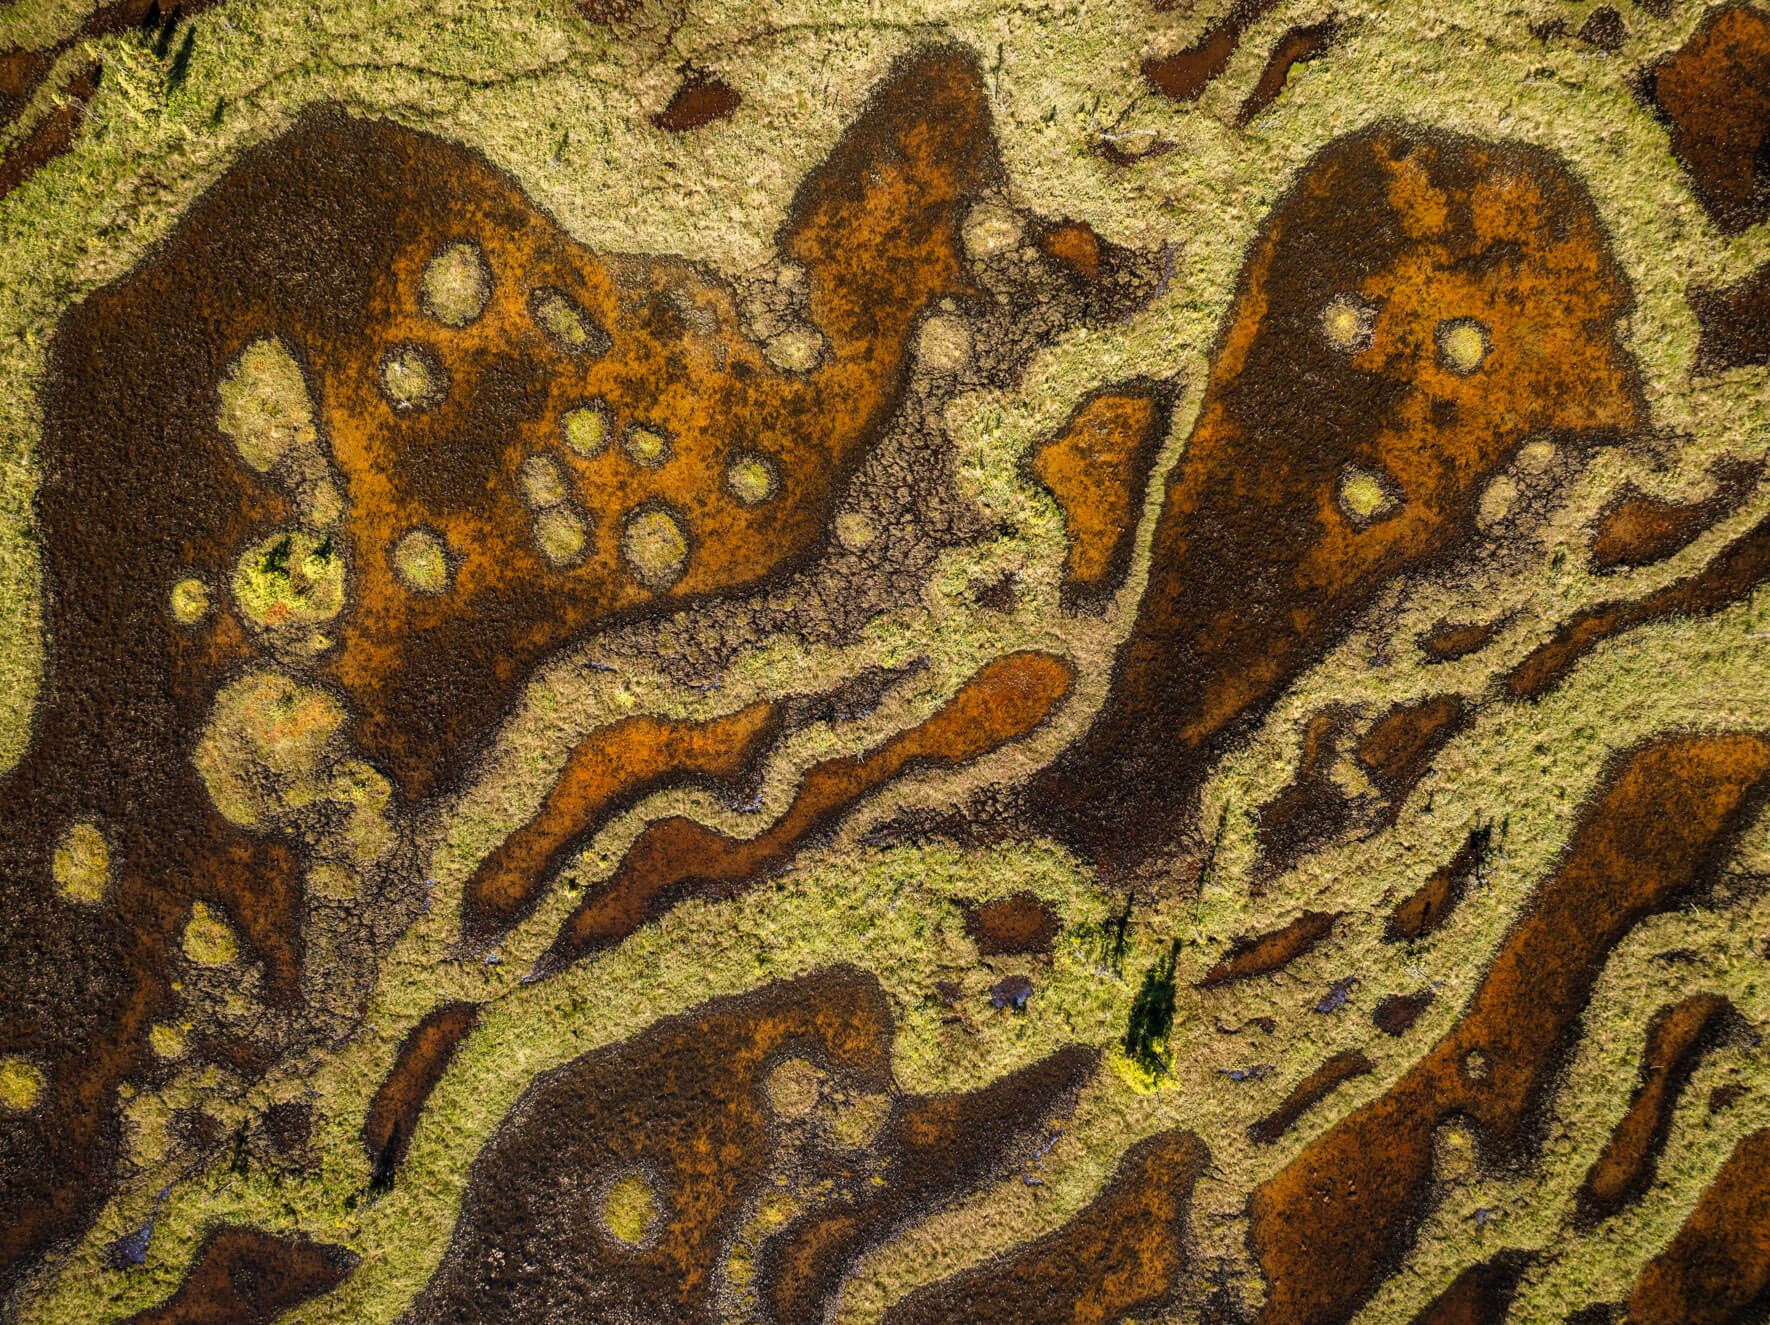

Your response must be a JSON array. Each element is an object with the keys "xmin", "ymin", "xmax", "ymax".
[{"xmin": 2, "ymin": 0, "xmax": 1769, "ymax": 1321}]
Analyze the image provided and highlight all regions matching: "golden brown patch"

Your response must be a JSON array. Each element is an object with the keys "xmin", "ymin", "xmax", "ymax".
[
  {"xmin": 121, "ymin": 1226, "xmax": 356, "ymax": 1324},
  {"xmin": 1037, "ymin": 220, "xmax": 1104, "ymax": 280},
  {"xmin": 961, "ymin": 891, "xmax": 1061, "ymax": 955},
  {"xmin": 1589, "ymin": 458, "xmax": 1761, "ymax": 570},
  {"xmin": 653, "ymin": 72, "xmax": 742, "ymax": 132},
  {"xmin": 1027, "ymin": 387, "xmax": 1174, "ymax": 608},
  {"xmin": 879, "ymin": 1129, "xmax": 1210, "ymax": 1324},
  {"xmin": 543, "ymin": 652, "xmax": 1073, "ymax": 969},
  {"xmin": 1246, "ymin": 733, "xmax": 1770, "ymax": 1325},
  {"xmin": 1628, "ymin": 1127, "xmax": 1770, "ymax": 1324}
]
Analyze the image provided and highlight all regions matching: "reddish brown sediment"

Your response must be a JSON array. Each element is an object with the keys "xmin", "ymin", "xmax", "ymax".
[
  {"xmin": 1027, "ymin": 125, "xmax": 1645, "ymax": 873},
  {"xmin": 1387, "ymin": 825, "xmax": 1490, "ymax": 941},
  {"xmin": 1356, "ymin": 695, "xmax": 1467, "ymax": 809},
  {"xmin": 121, "ymin": 1226, "xmax": 356, "ymax": 1324},
  {"xmin": 1419, "ymin": 617, "xmax": 1503, "ymax": 663},
  {"xmin": 460, "ymin": 702, "xmax": 782, "ymax": 940},
  {"xmin": 361, "ymin": 1001, "xmax": 480, "ymax": 1183},
  {"xmin": 1508, "ymin": 514, "xmax": 1770, "ymax": 701},
  {"xmin": 1142, "ymin": 0, "xmax": 1283, "ymax": 101},
  {"xmin": 1692, "ymin": 261, "xmax": 1770, "ymax": 375},
  {"xmin": 1025, "ymin": 384, "xmax": 1176, "ymax": 609},
  {"xmin": 653, "ymin": 73, "xmax": 741, "ymax": 131},
  {"xmin": 1576, "ymin": 993, "xmax": 1733, "ymax": 1221},
  {"xmin": 1200, "ymin": 911, "xmax": 1337, "ymax": 986},
  {"xmin": 1589, "ymin": 458, "xmax": 1761, "ymax": 570},
  {"xmin": 756, "ymin": 1044, "xmax": 1100, "ymax": 1323},
  {"xmin": 1373, "ymin": 989, "xmax": 1435, "ymax": 1036},
  {"xmin": 878, "ymin": 1129, "xmax": 1209, "ymax": 1324},
  {"xmin": 1037, "ymin": 220, "xmax": 1103, "ymax": 279},
  {"xmin": 0, "ymin": 62, "xmax": 100, "ymax": 203},
  {"xmin": 0, "ymin": 45, "xmax": 1006, "ymax": 1289},
  {"xmin": 1627, "ymin": 1127, "xmax": 1770, "ymax": 1324},
  {"xmin": 1254, "ymin": 709, "xmax": 1358, "ymax": 876},
  {"xmin": 1408, "ymin": 1252, "xmax": 1534, "ymax": 1325},
  {"xmin": 961, "ymin": 891, "xmax": 1060, "ymax": 956},
  {"xmin": 542, "ymin": 651, "xmax": 1073, "ymax": 970},
  {"xmin": 1246, "ymin": 733, "xmax": 1770, "ymax": 1325},
  {"xmin": 1235, "ymin": 20, "xmax": 1338, "ymax": 126},
  {"xmin": 1639, "ymin": 5, "xmax": 1770, "ymax": 234},
  {"xmin": 1249, "ymin": 1051, "xmax": 1372, "ymax": 1145}
]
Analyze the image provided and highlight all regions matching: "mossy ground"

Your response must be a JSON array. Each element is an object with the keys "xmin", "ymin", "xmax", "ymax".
[{"xmin": 2, "ymin": 0, "xmax": 1769, "ymax": 1320}]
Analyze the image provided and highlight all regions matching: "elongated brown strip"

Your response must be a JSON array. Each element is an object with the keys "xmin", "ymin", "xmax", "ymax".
[
  {"xmin": 1692, "ymin": 260, "xmax": 1770, "ymax": 376},
  {"xmin": 1589, "ymin": 458, "xmax": 1760, "ymax": 571},
  {"xmin": 121, "ymin": 1226, "xmax": 356, "ymax": 1324},
  {"xmin": 1419, "ymin": 617, "xmax": 1502, "ymax": 663},
  {"xmin": 1247, "ymin": 733, "xmax": 1770, "ymax": 1325},
  {"xmin": 879, "ymin": 1129, "xmax": 1209, "ymax": 1324},
  {"xmin": 1387, "ymin": 825, "xmax": 1489, "ymax": 941},
  {"xmin": 1249, "ymin": 1051, "xmax": 1371, "ymax": 1145},
  {"xmin": 461, "ymin": 702, "xmax": 782, "ymax": 940},
  {"xmin": 361, "ymin": 1001, "xmax": 480, "ymax": 1184},
  {"xmin": 1577, "ymin": 993, "xmax": 1733, "ymax": 1221},
  {"xmin": 1356, "ymin": 695, "xmax": 1466, "ymax": 802},
  {"xmin": 0, "ymin": 62, "xmax": 99, "ymax": 203},
  {"xmin": 1142, "ymin": 0, "xmax": 1282, "ymax": 101},
  {"xmin": 1234, "ymin": 20, "xmax": 1337, "ymax": 126},
  {"xmin": 542, "ymin": 652, "xmax": 1073, "ymax": 969},
  {"xmin": 1200, "ymin": 911, "xmax": 1337, "ymax": 986},
  {"xmin": 1628, "ymin": 1127, "xmax": 1770, "ymax": 1324},
  {"xmin": 1508, "ymin": 515, "xmax": 1770, "ymax": 700},
  {"xmin": 1409, "ymin": 1251, "xmax": 1533, "ymax": 1325}
]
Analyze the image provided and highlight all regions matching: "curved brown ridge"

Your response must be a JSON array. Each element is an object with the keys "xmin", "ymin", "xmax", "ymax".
[
  {"xmin": 879, "ymin": 1129, "xmax": 1210, "ymax": 1324},
  {"xmin": 1627, "ymin": 1127, "xmax": 1770, "ymax": 1324},
  {"xmin": 0, "ymin": 44, "xmax": 1002, "ymax": 1288},
  {"xmin": 403, "ymin": 967, "xmax": 1095, "ymax": 1324},
  {"xmin": 1142, "ymin": 0, "xmax": 1283, "ymax": 102},
  {"xmin": 1640, "ymin": 5, "xmax": 1770, "ymax": 235},
  {"xmin": 1576, "ymin": 993, "xmax": 1734, "ymax": 1222},
  {"xmin": 1235, "ymin": 20, "xmax": 1339, "ymax": 127},
  {"xmin": 1387, "ymin": 824, "xmax": 1489, "ymax": 942},
  {"xmin": 1589, "ymin": 458, "xmax": 1761, "ymax": 571},
  {"xmin": 1246, "ymin": 732, "xmax": 1770, "ymax": 1325},
  {"xmin": 1248, "ymin": 1051, "xmax": 1372, "ymax": 1145},
  {"xmin": 542, "ymin": 651, "xmax": 1073, "ymax": 970},
  {"xmin": 1200, "ymin": 910, "xmax": 1338, "ymax": 986},
  {"xmin": 1028, "ymin": 123, "xmax": 1644, "ymax": 873},
  {"xmin": 121, "ymin": 1226, "xmax": 357, "ymax": 1325},
  {"xmin": 361, "ymin": 1001, "xmax": 481, "ymax": 1186}
]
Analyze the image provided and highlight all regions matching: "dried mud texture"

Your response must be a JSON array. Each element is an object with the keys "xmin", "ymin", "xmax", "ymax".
[
  {"xmin": 1627, "ymin": 1127, "xmax": 1770, "ymax": 1324},
  {"xmin": 1026, "ymin": 385, "xmax": 1176, "ymax": 610},
  {"xmin": 1387, "ymin": 824, "xmax": 1490, "ymax": 941},
  {"xmin": 1640, "ymin": 4, "xmax": 1770, "ymax": 235},
  {"xmin": 0, "ymin": 44, "xmax": 1004, "ymax": 1288},
  {"xmin": 460, "ymin": 702, "xmax": 781, "ymax": 940},
  {"xmin": 1200, "ymin": 911, "xmax": 1338, "ymax": 986},
  {"xmin": 404, "ymin": 968, "xmax": 1095, "ymax": 1325},
  {"xmin": 1027, "ymin": 125, "xmax": 1645, "ymax": 874},
  {"xmin": 361, "ymin": 1001, "xmax": 481, "ymax": 1186},
  {"xmin": 878, "ymin": 1129, "xmax": 1209, "ymax": 1325},
  {"xmin": 1408, "ymin": 1251, "xmax": 1534, "ymax": 1325},
  {"xmin": 1236, "ymin": 20, "xmax": 1339, "ymax": 127},
  {"xmin": 1142, "ymin": 0, "xmax": 1282, "ymax": 101},
  {"xmin": 1508, "ymin": 511, "xmax": 1770, "ymax": 700},
  {"xmin": 1691, "ymin": 260, "xmax": 1770, "ymax": 376},
  {"xmin": 1248, "ymin": 1051, "xmax": 1373, "ymax": 1145},
  {"xmin": 1589, "ymin": 458, "xmax": 1762, "ymax": 570},
  {"xmin": 1246, "ymin": 732, "xmax": 1770, "ymax": 1325},
  {"xmin": 120, "ymin": 1225, "xmax": 357, "ymax": 1325},
  {"xmin": 961, "ymin": 890, "xmax": 1061, "ymax": 956},
  {"xmin": 542, "ymin": 651, "xmax": 1072, "ymax": 970},
  {"xmin": 1575, "ymin": 993, "xmax": 1734, "ymax": 1222}
]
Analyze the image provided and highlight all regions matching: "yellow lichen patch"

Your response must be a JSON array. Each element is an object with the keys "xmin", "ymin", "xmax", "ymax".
[
  {"xmin": 621, "ymin": 506, "xmax": 689, "ymax": 589},
  {"xmin": 169, "ymin": 576, "xmax": 210, "ymax": 626},
  {"xmin": 1478, "ymin": 473, "xmax": 1518, "ymax": 530},
  {"xmin": 917, "ymin": 315, "xmax": 972, "ymax": 371},
  {"xmin": 531, "ymin": 288, "xmax": 602, "ymax": 353},
  {"xmin": 1437, "ymin": 318, "xmax": 1491, "ymax": 375},
  {"xmin": 834, "ymin": 511, "xmax": 875, "ymax": 551},
  {"xmin": 763, "ymin": 325, "xmax": 824, "ymax": 372},
  {"xmin": 766, "ymin": 1058, "xmax": 821, "ymax": 1117},
  {"xmin": 303, "ymin": 478, "xmax": 343, "ymax": 529},
  {"xmin": 534, "ymin": 506, "xmax": 589, "ymax": 568},
  {"xmin": 51, "ymin": 820, "xmax": 109, "ymax": 904},
  {"xmin": 1516, "ymin": 438, "xmax": 1556, "ymax": 473},
  {"xmin": 0, "ymin": 1057, "xmax": 44, "ymax": 1112},
  {"xmin": 963, "ymin": 202, "xmax": 1022, "ymax": 259},
  {"xmin": 622, "ymin": 424, "xmax": 671, "ymax": 468},
  {"xmin": 194, "ymin": 669, "xmax": 347, "ymax": 829},
  {"xmin": 379, "ymin": 345, "xmax": 444, "ymax": 410},
  {"xmin": 827, "ymin": 1090, "xmax": 891, "ymax": 1148},
  {"xmin": 518, "ymin": 454, "xmax": 566, "ymax": 507},
  {"xmin": 216, "ymin": 337, "xmax": 316, "ymax": 474},
  {"xmin": 1320, "ymin": 295, "xmax": 1376, "ymax": 354},
  {"xmin": 308, "ymin": 862, "xmax": 356, "ymax": 899},
  {"xmin": 725, "ymin": 451, "xmax": 779, "ymax": 507},
  {"xmin": 394, "ymin": 529, "xmax": 450, "ymax": 594},
  {"xmin": 232, "ymin": 529, "xmax": 345, "ymax": 633},
  {"xmin": 1338, "ymin": 465, "xmax": 1399, "ymax": 523},
  {"xmin": 182, "ymin": 902, "xmax": 238, "ymax": 966},
  {"xmin": 562, "ymin": 403, "xmax": 611, "ymax": 457},
  {"xmin": 421, "ymin": 242, "xmax": 490, "ymax": 327},
  {"xmin": 600, "ymin": 1172, "xmax": 662, "ymax": 1246},
  {"xmin": 148, "ymin": 1024, "xmax": 186, "ymax": 1061}
]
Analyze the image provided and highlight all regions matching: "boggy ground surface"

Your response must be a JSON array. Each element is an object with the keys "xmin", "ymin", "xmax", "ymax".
[{"xmin": 6, "ymin": 0, "xmax": 1770, "ymax": 1322}]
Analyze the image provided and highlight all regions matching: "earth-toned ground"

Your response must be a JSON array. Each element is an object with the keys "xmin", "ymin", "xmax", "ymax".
[{"xmin": 1, "ymin": 0, "xmax": 1769, "ymax": 1321}]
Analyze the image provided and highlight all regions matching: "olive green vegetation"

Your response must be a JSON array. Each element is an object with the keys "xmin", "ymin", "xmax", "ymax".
[{"xmin": 3, "ymin": 0, "xmax": 1770, "ymax": 1320}]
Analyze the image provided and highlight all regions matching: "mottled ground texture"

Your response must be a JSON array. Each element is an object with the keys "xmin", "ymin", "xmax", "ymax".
[{"xmin": 2, "ymin": 0, "xmax": 1770, "ymax": 1321}]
